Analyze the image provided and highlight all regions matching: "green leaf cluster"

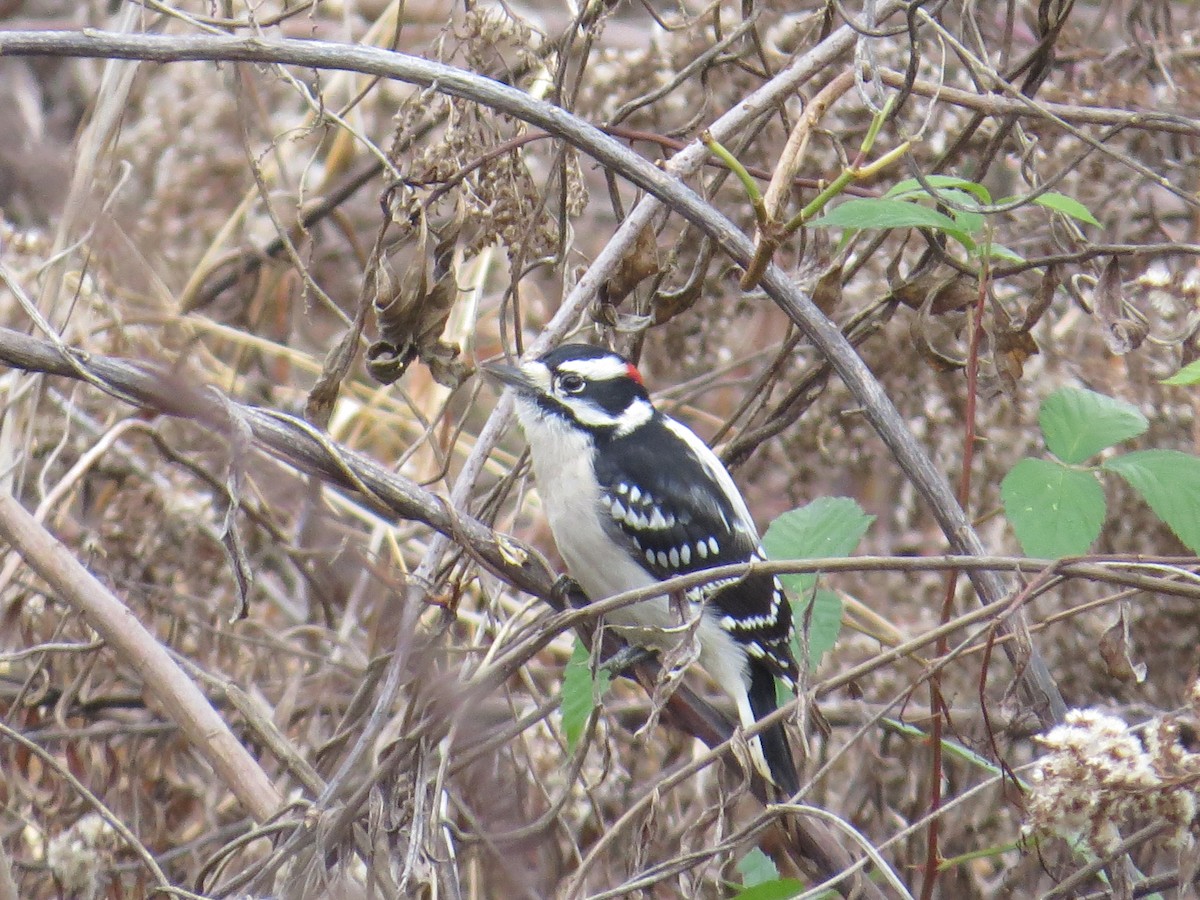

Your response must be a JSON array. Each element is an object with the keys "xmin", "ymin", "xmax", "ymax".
[
  {"xmin": 808, "ymin": 175, "xmax": 1098, "ymax": 264},
  {"xmin": 762, "ymin": 497, "xmax": 874, "ymax": 672},
  {"xmin": 1001, "ymin": 386, "xmax": 1200, "ymax": 558}
]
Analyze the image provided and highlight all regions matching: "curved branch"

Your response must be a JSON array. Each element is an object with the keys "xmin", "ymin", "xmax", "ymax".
[{"xmin": 0, "ymin": 27, "xmax": 1064, "ymax": 723}]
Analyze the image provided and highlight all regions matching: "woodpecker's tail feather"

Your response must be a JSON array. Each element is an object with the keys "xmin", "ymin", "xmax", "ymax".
[{"xmin": 747, "ymin": 662, "xmax": 799, "ymax": 797}]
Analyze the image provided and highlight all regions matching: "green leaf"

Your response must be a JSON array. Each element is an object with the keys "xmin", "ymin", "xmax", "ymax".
[
  {"xmin": 807, "ymin": 198, "xmax": 963, "ymax": 236},
  {"xmin": 975, "ymin": 243, "xmax": 1025, "ymax": 263},
  {"xmin": 1039, "ymin": 387, "xmax": 1148, "ymax": 464},
  {"xmin": 948, "ymin": 207, "xmax": 985, "ymax": 237},
  {"xmin": 1001, "ymin": 458, "xmax": 1106, "ymax": 558},
  {"xmin": 1032, "ymin": 191, "xmax": 1100, "ymax": 226},
  {"xmin": 737, "ymin": 848, "xmax": 779, "ymax": 887},
  {"xmin": 793, "ymin": 589, "xmax": 844, "ymax": 672},
  {"xmin": 1103, "ymin": 450, "xmax": 1200, "ymax": 554},
  {"xmin": 930, "ymin": 188, "xmax": 983, "ymax": 208},
  {"xmin": 1162, "ymin": 359, "xmax": 1200, "ymax": 386},
  {"xmin": 884, "ymin": 175, "xmax": 992, "ymax": 204},
  {"xmin": 887, "ymin": 186, "xmax": 983, "ymax": 218},
  {"xmin": 560, "ymin": 638, "xmax": 611, "ymax": 751},
  {"xmin": 764, "ymin": 499, "xmax": 869, "ymax": 673},
  {"xmin": 762, "ymin": 498, "xmax": 875, "ymax": 595},
  {"xmin": 729, "ymin": 880, "xmax": 805, "ymax": 900}
]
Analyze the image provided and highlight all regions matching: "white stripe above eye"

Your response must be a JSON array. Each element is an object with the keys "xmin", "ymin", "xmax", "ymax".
[{"xmin": 556, "ymin": 356, "xmax": 631, "ymax": 381}]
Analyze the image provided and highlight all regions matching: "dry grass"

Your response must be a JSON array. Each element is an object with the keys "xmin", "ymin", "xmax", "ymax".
[{"xmin": 1, "ymin": 0, "xmax": 1200, "ymax": 897}]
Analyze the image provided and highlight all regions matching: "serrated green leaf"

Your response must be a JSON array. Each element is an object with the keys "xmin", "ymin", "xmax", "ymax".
[
  {"xmin": 1032, "ymin": 191, "xmax": 1101, "ymax": 226},
  {"xmin": 884, "ymin": 175, "xmax": 992, "ymax": 203},
  {"xmin": 1001, "ymin": 458, "xmax": 1106, "ymax": 558},
  {"xmin": 1162, "ymin": 359, "xmax": 1200, "ymax": 386},
  {"xmin": 792, "ymin": 589, "xmax": 843, "ymax": 672},
  {"xmin": 1039, "ymin": 387, "xmax": 1148, "ymax": 463},
  {"xmin": 762, "ymin": 498, "xmax": 875, "ymax": 595},
  {"xmin": 807, "ymin": 198, "xmax": 962, "ymax": 234},
  {"xmin": 560, "ymin": 638, "xmax": 610, "ymax": 751},
  {"xmin": 737, "ymin": 848, "xmax": 779, "ymax": 887},
  {"xmin": 729, "ymin": 879, "xmax": 805, "ymax": 900},
  {"xmin": 1103, "ymin": 450, "xmax": 1200, "ymax": 554}
]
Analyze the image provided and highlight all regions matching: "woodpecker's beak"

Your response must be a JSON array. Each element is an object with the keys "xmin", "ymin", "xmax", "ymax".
[{"xmin": 483, "ymin": 360, "xmax": 536, "ymax": 394}]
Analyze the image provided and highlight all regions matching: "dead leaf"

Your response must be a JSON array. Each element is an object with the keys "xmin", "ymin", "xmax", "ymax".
[
  {"xmin": 909, "ymin": 273, "xmax": 969, "ymax": 371},
  {"xmin": 1021, "ymin": 264, "xmax": 1059, "ymax": 333},
  {"xmin": 652, "ymin": 238, "xmax": 715, "ymax": 325},
  {"xmin": 1098, "ymin": 604, "xmax": 1147, "ymax": 683},
  {"xmin": 812, "ymin": 262, "xmax": 844, "ymax": 317},
  {"xmin": 367, "ymin": 203, "xmax": 471, "ymax": 389},
  {"xmin": 994, "ymin": 327, "xmax": 1040, "ymax": 393},
  {"xmin": 891, "ymin": 270, "xmax": 976, "ymax": 315},
  {"xmin": 1094, "ymin": 256, "xmax": 1149, "ymax": 354},
  {"xmin": 602, "ymin": 224, "xmax": 659, "ymax": 307}
]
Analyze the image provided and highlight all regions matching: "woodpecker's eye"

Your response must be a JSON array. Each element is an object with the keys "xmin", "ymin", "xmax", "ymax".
[{"xmin": 558, "ymin": 373, "xmax": 586, "ymax": 394}]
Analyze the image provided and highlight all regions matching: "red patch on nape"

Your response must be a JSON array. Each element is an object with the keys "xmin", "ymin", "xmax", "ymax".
[{"xmin": 625, "ymin": 362, "xmax": 644, "ymax": 385}]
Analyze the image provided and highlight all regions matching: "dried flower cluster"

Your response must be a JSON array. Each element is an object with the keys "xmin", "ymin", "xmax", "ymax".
[
  {"xmin": 1025, "ymin": 692, "xmax": 1200, "ymax": 856},
  {"xmin": 24, "ymin": 813, "xmax": 120, "ymax": 900},
  {"xmin": 387, "ymin": 7, "xmax": 586, "ymax": 261}
]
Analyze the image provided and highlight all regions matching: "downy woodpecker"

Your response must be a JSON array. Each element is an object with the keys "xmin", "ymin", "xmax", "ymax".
[{"xmin": 488, "ymin": 343, "xmax": 798, "ymax": 794}]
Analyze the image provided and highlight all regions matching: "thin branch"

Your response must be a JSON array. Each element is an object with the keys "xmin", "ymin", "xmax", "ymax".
[{"xmin": 876, "ymin": 67, "xmax": 1200, "ymax": 137}]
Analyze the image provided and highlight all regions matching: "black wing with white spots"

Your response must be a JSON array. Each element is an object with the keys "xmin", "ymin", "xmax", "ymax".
[{"xmin": 593, "ymin": 415, "xmax": 797, "ymax": 687}]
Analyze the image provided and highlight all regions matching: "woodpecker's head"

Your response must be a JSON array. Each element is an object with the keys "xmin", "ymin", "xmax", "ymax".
[{"xmin": 485, "ymin": 344, "xmax": 654, "ymax": 437}]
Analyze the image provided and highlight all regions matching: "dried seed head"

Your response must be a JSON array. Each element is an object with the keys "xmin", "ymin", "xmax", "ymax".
[{"xmin": 1026, "ymin": 707, "xmax": 1200, "ymax": 856}]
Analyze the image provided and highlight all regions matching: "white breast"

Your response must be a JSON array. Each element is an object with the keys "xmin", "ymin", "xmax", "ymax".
[{"xmin": 516, "ymin": 400, "xmax": 657, "ymax": 604}]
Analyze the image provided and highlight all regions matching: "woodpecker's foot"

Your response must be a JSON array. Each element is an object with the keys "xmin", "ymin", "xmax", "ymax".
[
  {"xmin": 601, "ymin": 645, "xmax": 655, "ymax": 677},
  {"xmin": 551, "ymin": 574, "xmax": 587, "ymax": 609}
]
